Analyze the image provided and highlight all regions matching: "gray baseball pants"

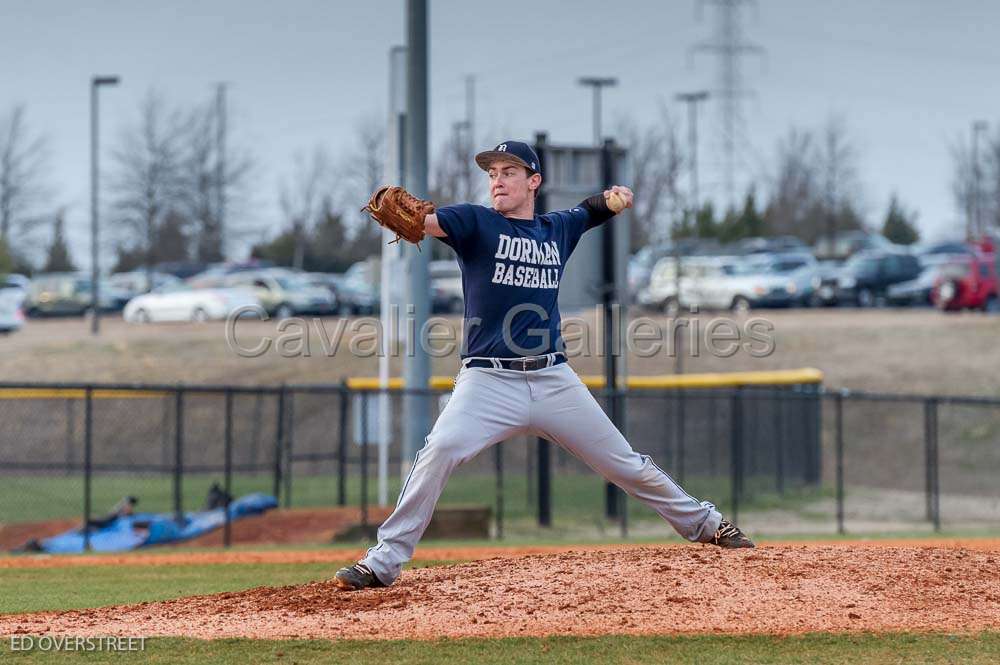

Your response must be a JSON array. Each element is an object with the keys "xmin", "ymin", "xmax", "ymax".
[{"xmin": 360, "ymin": 363, "xmax": 722, "ymax": 585}]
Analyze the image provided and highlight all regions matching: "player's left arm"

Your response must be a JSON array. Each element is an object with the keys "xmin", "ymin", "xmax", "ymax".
[{"xmin": 578, "ymin": 185, "xmax": 634, "ymax": 230}]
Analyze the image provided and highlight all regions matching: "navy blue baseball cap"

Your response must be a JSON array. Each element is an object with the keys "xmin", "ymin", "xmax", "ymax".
[{"xmin": 475, "ymin": 140, "xmax": 542, "ymax": 177}]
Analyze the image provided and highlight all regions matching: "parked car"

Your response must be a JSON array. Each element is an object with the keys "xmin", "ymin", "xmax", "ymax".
[
  {"xmin": 681, "ymin": 253, "xmax": 817, "ymax": 311},
  {"xmin": 931, "ymin": 249, "xmax": 999, "ymax": 312},
  {"xmin": 813, "ymin": 231, "xmax": 894, "ymax": 261},
  {"xmin": 886, "ymin": 254, "xmax": 965, "ymax": 307},
  {"xmin": 333, "ymin": 275, "xmax": 378, "ymax": 315},
  {"xmin": 223, "ymin": 269, "xmax": 336, "ymax": 318},
  {"xmin": 638, "ymin": 256, "xmax": 686, "ymax": 313},
  {"xmin": 809, "ymin": 261, "xmax": 844, "ymax": 307},
  {"xmin": 24, "ymin": 273, "xmax": 124, "ymax": 316},
  {"xmin": 108, "ymin": 271, "xmax": 181, "ymax": 298},
  {"xmin": 0, "ymin": 285, "xmax": 26, "ymax": 334},
  {"xmin": 835, "ymin": 251, "xmax": 922, "ymax": 307},
  {"xmin": 677, "ymin": 257, "xmax": 744, "ymax": 311},
  {"xmin": 430, "ymin": 260, "xmax": 463, "ymax": 314},
  {"xmin": 123, "ymin": 283, "xmax": 260, "ymax": 323},
  {"xmin": 1, "ymin": 273, "xmax": 29, "ymax": 291},
  {"xmin": 628, "ymin": 243, "xmax": 674, "ymax": 302}
]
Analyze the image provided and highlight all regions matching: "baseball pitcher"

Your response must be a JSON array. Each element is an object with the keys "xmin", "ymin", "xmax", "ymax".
[{"xmin": 336, "ymin": 140, "xmax": 753, "ymax": 590}]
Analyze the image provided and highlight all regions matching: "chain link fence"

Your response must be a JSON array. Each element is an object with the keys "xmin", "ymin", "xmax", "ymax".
[{"xmin": 1, "ymin": 380, "xmax": 998, "ymax": 550}]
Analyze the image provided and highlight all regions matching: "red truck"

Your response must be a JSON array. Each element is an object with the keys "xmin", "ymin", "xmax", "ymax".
[{"xmin": 931, "ymin": 241, "xmax": 998, "ymax": 312}]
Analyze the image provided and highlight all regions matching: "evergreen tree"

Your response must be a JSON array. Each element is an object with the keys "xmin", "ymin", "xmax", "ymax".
[
  {"xmin": 250, "ymin": 230, "xmax": 297, "ymax": 268},
  {"xmin": 739, "ymin": 190, "xmax": 766, "ymax": 238},
  {"xmin": 42, "ymin": 212, "xmax": 76, "ymax": 272},
  {"xmin": 151, "ymin": 210, "xmax": 190, "ymax": 264},
  {"xmin": 881, "ymin": 194, "xmax": 920, "ymax": 245},
  {"xmin": 695, "ymin": 202, "xmax": 718, "ymax": 239},
  {"xmin": 0, "ymin": 237, "xmax": 13, "ymax": 274}
]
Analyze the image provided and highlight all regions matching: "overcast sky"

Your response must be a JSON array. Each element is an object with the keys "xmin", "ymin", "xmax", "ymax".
[{"xmin": 4, "ymin": 0, "xmax": 998, "ymax": 269}]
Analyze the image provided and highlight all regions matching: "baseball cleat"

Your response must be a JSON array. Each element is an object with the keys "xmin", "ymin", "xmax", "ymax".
[
  {"xmin": 334, "ymin": 563, "xmax": 387, "ymax": 591},
  {"xmin": 710, "ymin": 519, "xmax": 755, "ymax": 548}
]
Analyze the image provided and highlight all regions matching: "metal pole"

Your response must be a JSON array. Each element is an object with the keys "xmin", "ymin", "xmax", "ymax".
[
  {"xmin": 224, "ymin": 390, "xmax": 233, "ymax": 548},
  {"xmin": 775, "ymin": 389, "xmax": 785, "ymax": 495},
  {"xmin": 384, "ymin": 45, "xmax": 406, "ymax": 492},
  {"xmin": 835, "ymin": 391, "xmax": 844, "ymax": 535},
  {"xmin": 90, "ymin": 85, "xmax": 100, "ymax": 334},
  {"xmin": 537, "ymin": 437, "xmax": 551, "ymax": 527},
  {"xmin": 361, "ymin": 392, "xmax": 370, "ymax": 536},
  {"xmin": 337, "ymin": 382, "xmax": 349, "ymax": 506},
  {"xmin": 466, "ymin": 74, "xmax": 475, "ymax": 201},
  {"xmin": 174, "ymin": 388, "xmax": 184, "ymax": 523},
  {"xmin": 89, "ymin": 76, "xmax": 119, "ymax": 334},
  {"xmin": 600, "ymin": 138, "xmax": 624, "ymax": 522},
  {"xmin": 673, "ymin": 91, "xmax": 707, "ymax": 375},
  {"xmin": 403, "ymin": 0, "xmax": 431, "ymax": 473},
  {"xmin": 65, "ymin": 398, "xmax": 75, "ymax": 475},
  {"xmin": 676, "ymin": 390, "xmax": 686, "ymax": 484},
  {"xmin": 730, "ymin": 388, "xmax": 743, "ymax": 525},
  {"xmin": 971, "ymin": 121, "xmax": 988, "ymax": 239},
  {"xmin": 83, "ymin": 387, "xmax": 93, "ymax": 552},
  {"xmin": 273, "ymin": 386, "xmax": 285, "ymax": 499},
  {"xmin": 925, "ymin": 399, "xmax": 941, "ymax": 531},
  {"xmin": 592, "ymin": 86, "xmax": 600, "ymax": 145},
  {"xmin": 283, "ymin": 391, "xmax": 295, "ymax": 508},
  {"xmin": 215, "ymin": 83, "xmax": 227, "ymax": 259},
  {"xmin": 578, "ymin": 77, "xmax": 617, "ymax": 146},
  {"xmin": 495, "ymin": 442, "xmax": 504, "ymax": 539}
]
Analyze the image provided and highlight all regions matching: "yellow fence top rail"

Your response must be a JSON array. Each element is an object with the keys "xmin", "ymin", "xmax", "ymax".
[
  {"xmin": 0, "ymin": 369, "xmax": 823, "ymax": 399},
  {"xmin": 0, "ymin": 388, "xmax": 169, "ymax": 400},
  {"xmin": 346, "ymin": 368, "xmax": 823, "ymax": 391}
]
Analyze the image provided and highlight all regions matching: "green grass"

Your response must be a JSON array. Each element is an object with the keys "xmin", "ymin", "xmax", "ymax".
[
  {"xmin": 0, "ymin": 470, "xmax": 825, "ymax": 524},
  {"xmin": 2, "ymin": 633, "xmax": 999, "ymax": 664},
  {"xmin": 0, "ymin": 559, "xmax": 454, "ymax": 615}
]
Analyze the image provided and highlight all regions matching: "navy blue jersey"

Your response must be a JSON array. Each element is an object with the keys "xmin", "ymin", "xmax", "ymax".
[{"xmin": 435, "ymin": 204, "xmax": 593, "ymax": 359}]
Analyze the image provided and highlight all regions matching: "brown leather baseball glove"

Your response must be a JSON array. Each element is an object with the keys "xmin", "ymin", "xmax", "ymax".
[{"xmin": 362, "ymin": 186, "xmax": 435, "ymax": 245}]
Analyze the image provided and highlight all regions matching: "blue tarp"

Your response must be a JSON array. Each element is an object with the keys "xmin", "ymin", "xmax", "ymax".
[{"xmin": 36, "ymin": 493, "xmax": 278, "ymax": 554}]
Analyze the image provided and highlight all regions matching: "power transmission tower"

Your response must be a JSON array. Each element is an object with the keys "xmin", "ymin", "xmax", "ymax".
[{"xmin": 692, "ymin": 0, "xmax": 763, "ymax": 209}]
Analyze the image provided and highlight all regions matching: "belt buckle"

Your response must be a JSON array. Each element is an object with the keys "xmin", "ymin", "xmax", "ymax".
[
  {"xmin": 510, "ymin": 358, "xmax": 528, "ymax": 371},
  {"xmin": 520, "ymin": 357, "xmax": 545, "ymax": 371}
]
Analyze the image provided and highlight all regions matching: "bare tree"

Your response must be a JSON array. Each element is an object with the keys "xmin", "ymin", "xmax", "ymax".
[
  {"xmin": 109, "ymin": 90, "xmax": 189, "ymax": 288},
  {"xmin": 950, "ymin": 137, "xmax": 976, "ymax": 239},
  {"xmin": 279, "ymin": 146, "xmax": 330, "ymax": 270},
  {"xmin": 819, "ymin": 115, "xmax": 864, "ymax": 246},
  {"xmin": 764, "ymin": 118, "xmax": 865, "ymax": 247},
  {"xmin": 616, "ymin": 108, "xmax": 685, "ymax": 250},
  {"xmin": 763, "ymin": 127, "xmax": 819, "ymax": 238},
  {"xmin": 0, "ymin": 105, "xmax": 49, "ymax": 245},
  {"xmin": 182, "ymin": 101, "xmax": 254, "ymax": 263},
  {"xmin": 955, "ymin": 126, "xmax": 1000, "ymax": 239}
]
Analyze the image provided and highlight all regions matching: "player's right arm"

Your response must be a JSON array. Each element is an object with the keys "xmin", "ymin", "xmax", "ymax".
[{"xmin": 425, "ymin": 213, "xmax": 447, "ymax": 238}]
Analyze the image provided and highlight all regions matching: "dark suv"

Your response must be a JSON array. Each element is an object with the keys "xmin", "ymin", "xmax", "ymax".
[{"xmin": 836, "ymin": 251, "xmax": 922, "ymax": 307}]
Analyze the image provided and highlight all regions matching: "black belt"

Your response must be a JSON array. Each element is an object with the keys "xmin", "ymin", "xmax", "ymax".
[{"xmin": 463, "ymin": 354, "xmax": 566, "ymax": 372}]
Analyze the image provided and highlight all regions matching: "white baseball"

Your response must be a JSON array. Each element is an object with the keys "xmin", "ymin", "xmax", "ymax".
[{"xmin": 606, "ymin": 191, "xmax": 627, "ymax": 213}]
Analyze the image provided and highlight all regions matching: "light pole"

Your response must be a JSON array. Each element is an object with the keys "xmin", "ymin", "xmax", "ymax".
[
  {"xmin": 673, "ymin": 91, "xmax": 709, "ymax": 374},
  {"xmin": 90, "ymin": 75, "xmax": 120, "ymax": 335},
  {"xmin": 578, "ymin": 77, "xmax": 618, "ymax": 145}
]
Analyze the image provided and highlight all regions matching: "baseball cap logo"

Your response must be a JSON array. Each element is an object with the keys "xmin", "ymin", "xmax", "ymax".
[{"xmin": 474, "ymin": 140, "xmax": 543, "ymax": 177}]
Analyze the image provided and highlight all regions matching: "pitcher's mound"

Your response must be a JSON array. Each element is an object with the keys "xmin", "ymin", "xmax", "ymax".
[{"xmin": 4, "ymin": 545, "xmax": 1000, "ymax": 640}]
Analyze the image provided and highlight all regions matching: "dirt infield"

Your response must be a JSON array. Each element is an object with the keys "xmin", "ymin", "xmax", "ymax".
[{"xmin": 3, "ymin": 543, "xmax": 999, "ymax": 639}]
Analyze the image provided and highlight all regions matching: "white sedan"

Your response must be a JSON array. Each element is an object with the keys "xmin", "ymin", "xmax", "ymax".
[
  {"xmin": 123, "ymin": 283, "xmax": 260, "ymax": 323},
  {"xmin": 0, "ymin": 287, "xmax": 26, "ymax": 334}
]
